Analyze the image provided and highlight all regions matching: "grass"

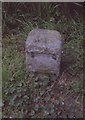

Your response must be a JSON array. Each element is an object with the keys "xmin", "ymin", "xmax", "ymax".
[{"xmin": 2, "ymin": 7, "xmax": 83, "ymax": 118}]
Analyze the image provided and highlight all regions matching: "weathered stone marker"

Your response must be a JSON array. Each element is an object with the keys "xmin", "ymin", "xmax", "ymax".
[{"xmin": 26, "ymin": 29, "xmax": 62, "ymax": 77}]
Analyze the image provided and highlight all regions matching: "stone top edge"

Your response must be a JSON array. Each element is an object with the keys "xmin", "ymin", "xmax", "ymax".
[
  {"xmin": 30, "ymin": 28, "xmax": 60, "ymax": 33},
  {"xmin": 28, "ymin": 28, "xmax": 61, "ymax": 39}
]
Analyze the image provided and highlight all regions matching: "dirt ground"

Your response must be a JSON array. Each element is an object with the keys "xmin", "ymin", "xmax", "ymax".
[{"xmin": 24, "ymin": 72, "xmax": 83, "ymax": 118}]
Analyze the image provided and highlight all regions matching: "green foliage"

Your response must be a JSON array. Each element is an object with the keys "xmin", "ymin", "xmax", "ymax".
[
  {"xmin": 69, "ymin": 72, "xmax": 83, "ymax": 93},
  {"xmin": 2, "ymin": 3, "xmax": 83, "ymax": 35},
  {"xmin": 2, "ymin": 37, "xmax": 26, "ymax": 102},
  {"xmin": 2, "ymin": 3, "xmax": 83, "ymax": 118}
]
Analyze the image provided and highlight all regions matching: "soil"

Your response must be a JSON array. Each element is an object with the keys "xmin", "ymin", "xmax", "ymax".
[{"xmin": 24, "ymin": 71, "xmax": 83, "ymax": 118}]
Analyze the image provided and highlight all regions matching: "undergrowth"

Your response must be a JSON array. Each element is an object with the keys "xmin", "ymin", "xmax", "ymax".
[{"xmin": 2, "ymin": 3, "xmax": 83, "ymax": 118}]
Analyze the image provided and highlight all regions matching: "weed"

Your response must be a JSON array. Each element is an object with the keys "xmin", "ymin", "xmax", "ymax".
[{"xmin": 2, "ymin": 3, "xmax": 83, "ymax": 118}]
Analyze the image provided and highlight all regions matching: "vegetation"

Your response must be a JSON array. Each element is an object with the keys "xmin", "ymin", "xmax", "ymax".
[{"xmin": 2, "ymin": 2, "xmax": 83, "ymax": 118}]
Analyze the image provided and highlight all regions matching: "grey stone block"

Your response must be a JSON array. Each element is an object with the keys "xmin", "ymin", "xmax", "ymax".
[{"xmin": 25, "ymin": 29, "xmax": 62, "ymax": 76}]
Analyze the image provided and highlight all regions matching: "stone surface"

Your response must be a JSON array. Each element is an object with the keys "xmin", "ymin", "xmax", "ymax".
[{"xmin": 25, "ymin": 29, "xmax": 62, "ymax": 76}]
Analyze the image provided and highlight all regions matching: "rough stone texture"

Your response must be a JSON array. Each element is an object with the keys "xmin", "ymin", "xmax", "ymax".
[{"xmin": 25, "ymin": 29, "xmax": 62, "ymax": 76}]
